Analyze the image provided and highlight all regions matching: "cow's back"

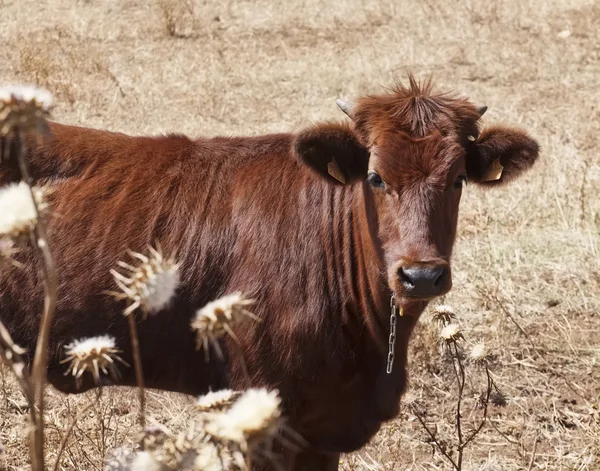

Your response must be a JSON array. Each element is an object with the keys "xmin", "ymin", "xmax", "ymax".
[{"xmin": 0, "ymin": 123, "xmax": 346, "ymax": 396}]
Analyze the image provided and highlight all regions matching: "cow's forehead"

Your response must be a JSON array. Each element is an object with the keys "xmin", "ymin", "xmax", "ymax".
[{"xmin": 371, "ymin": 131, "xmax": 464, "ymax": 184}]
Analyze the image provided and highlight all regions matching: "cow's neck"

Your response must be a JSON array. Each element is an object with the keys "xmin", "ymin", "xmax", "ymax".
[
  {"xmin": 345, "ymin": 182, "xmax": 424, "ymax": 417},
  {"xmin": 344, "ymin": 182, "xmax": 391, "ymax": 348}
]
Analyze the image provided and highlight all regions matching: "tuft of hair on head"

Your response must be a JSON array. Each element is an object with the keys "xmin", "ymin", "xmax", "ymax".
[
  {"xmin": 191, "ymin": 292, "xmax": 259, "ymax": 360},
  {"xmin": 108, "ymin": 244, "xmax": 180, "ymax": 317},
  {"xmin": 60, "ymin": 335, "xmax": 129, "ymax": 387}
]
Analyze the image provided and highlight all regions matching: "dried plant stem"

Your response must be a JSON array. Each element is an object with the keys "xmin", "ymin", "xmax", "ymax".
[
  {"xmin": 461, "ymin": 364, "xmax": 493, "ymax": 450},
  {"xmin": 15, "ymin": 134, "xmax": 59, "ymax": 471},
  {"xmin": 52, "ymin": 388, "xmax": 103, "ymax": 471},
  {"xmin": 127, "ymin": 314, "xmax": 146, "ymax": 427},
  {"xmin": 0, "ymin": 320, "xmax": 33, "ymax": 404},
  {"xmin": 413, "ymin": 413, "xmax": 458, "ymax": 469},
  {"xmin": 450, "ymin": 342, "xmax": 466, "ymax": 469}
]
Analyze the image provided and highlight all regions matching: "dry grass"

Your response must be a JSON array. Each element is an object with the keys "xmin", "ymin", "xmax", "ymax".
[{"xmin": 0, "ymin": 0, "xmax": 599, "ymax": 469}]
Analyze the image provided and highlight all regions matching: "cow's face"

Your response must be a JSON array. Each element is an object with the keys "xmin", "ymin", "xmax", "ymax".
[{"xmin": 295, "ymin": 78, "xmax": 539, "ymax": 304}]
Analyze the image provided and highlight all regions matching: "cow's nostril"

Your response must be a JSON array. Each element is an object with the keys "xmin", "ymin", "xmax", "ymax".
[
  {"xmin": 398, "ymin": 267, "xmax": 414, "ymax": 287},
  {"xmin": 433, "ymin": 267, "xmax": 446, "ymax": 287}
]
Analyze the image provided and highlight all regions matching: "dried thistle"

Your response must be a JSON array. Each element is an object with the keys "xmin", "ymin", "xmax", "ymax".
[
  {"xmin": 439, "ymin": 323, "xmax": 464, "ymax": 343},
  {"xmin": 0, "ymin": 320, "xmax": 31, "ymax": 399},
  {"xmin": 0, "ymin": 85, "xmax": 52, "ymax": 138},
  {"xmin": 141, "ymin": 427, "xmax": 196, "ymax": 470},
  {"xmin": 207, "ymin": 388, "xmax": 282, "ymax": 451},
  {"xmin": 108, "ymin": 245, "xmax": 180, "ymax": 317},
  {"xmin": 0, "ymin": 182, "xmax": 49, "ymax": 241},
  {"xmin": 130, "ymin": 451, "xmax": 164, "ymax": 471},
  {"xmin": 193, "ymin": 442, "xmax": 231, "ymax": 471},
  {"xmin": 196, "ymin": 389, "xmax": 241, "ymax": 412},
  {"xmin": 191, "ymin": 293, "xmax": 259, "ymax": 358},
  {"xmin": 431, "ymin": 304, "xmax": 456, "ymax": 327},
  {"xmin": 60, "ymin": 335, "xmax": 128, "ymax": 386},
  {"xmin": 469, "ymin": 341, "xmax": 491, "ymax": 365},
  {"xmin": 490, "ymin": 389, "xmax": 508, "ymax": 407}
]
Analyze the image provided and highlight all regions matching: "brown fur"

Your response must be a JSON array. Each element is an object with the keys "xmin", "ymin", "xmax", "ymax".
[{"xmin": 0, "ymin": 77, "xmax": 539, "ymax": 470}]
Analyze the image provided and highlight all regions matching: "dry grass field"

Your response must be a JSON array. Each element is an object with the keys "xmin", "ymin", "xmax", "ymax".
[{"xmin": 1, "ymin": 0, "xmax": 599, "ymax": 469}]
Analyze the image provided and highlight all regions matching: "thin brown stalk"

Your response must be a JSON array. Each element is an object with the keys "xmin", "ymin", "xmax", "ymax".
[
  {"xmin": 526, "ymin": 435, "xmax": 539, "ymax": 471},
  {"xmin": 450, "ymin": 342, "xmax": 465, "ymax": 469},
  {"xmin": 412, "ymin": 411, "xmax": 458, "ymax": 469},
  {"xmin": 52, "ymin": 388, "xmax": 103, "ymax": 471},
  {"xmin": 15, "ymin": 132, "xmax": 58, "ymax": 471},
  {"xmin": 127, "ymin": 313, "xmax": 146, "ymax": 427},
  {"xmin": 461, "ymin": 364, "xmax": 493, "ymax": 450}
]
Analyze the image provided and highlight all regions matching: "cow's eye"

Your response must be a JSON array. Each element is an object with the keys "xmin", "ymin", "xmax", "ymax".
[
  {"xmin": 454, "ymin": 174, "xmax": 467, "ymax": 190},
  {"xmin": 367, "ymin": 171, "xmax": 385, "ymax": 188}
]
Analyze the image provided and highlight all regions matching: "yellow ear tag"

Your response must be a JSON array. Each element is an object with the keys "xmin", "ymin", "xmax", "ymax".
[
  {"xmin": 482, "ymin": 159, "xmax": 504, "ymax": 182},
  {"xmin": 327, "ymin": 158, "xmax": 346, "ymax": 184}
]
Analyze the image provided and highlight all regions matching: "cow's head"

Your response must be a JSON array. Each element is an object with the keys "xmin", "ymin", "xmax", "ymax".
[{"xmin": 294, "ymin": 77, "xmax": 539, "ymax": 303}]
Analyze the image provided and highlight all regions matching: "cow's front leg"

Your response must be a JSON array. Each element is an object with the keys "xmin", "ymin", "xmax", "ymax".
[
  {"xmin": 289, "ymin": 450, "xmax": 340, "ymax": 471},
  {"xmin": 250, "ymin": 448, "xmax": 340, "ymax": 471}
]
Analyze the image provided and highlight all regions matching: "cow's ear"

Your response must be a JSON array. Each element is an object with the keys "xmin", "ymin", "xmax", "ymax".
[
  {"xmin": 294, "ymin": 123, "xmax": 369, "ymax": 185},
  {"xmin": 466, "ymin": 126, "xmax": 540, "ymax": 186}
]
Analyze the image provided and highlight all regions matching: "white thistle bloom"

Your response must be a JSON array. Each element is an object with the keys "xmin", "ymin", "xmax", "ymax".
[
  {"xmin": 439, "ymin": 323, "xmax": 463, "ymax": 342},
  {"xmin": 196, "ymin": 389, "xmax": 240, "ymax": 412},
  {"xmin": 193, "ymin": 442, "xmax": 227, "ymax": 471},
  {"xmin": 61, "ymin": 335, "xmax": 128, "ymax": 386},
  {"xmin": 130, "ymin": 451, "xmax": 163, "ymax": 471},
  {"xmin": 434, "ymin": 305, "xmax": 455, "ymax": 315},
  {"xmin": 191, "ymin": 293, "xmax": 259, "ymax": 358},
  {"xmin": 469, "ymin": 341, "xmax": 491, "ymax": 364},
  {"xmin": 0, "ymin": 182, "xmax": 48, "ymax": 240},
  {"xmin": 0, "ymin": 85, "xmax": 52, "ymax": 137},
  {"xmin": 207, "ymin": 388, "xmax": 282, "ymax": 449},
  {"xmin": 109, "ymin": 245, "xmax": 180, "ymax": 317},
  {"xmin": 0, "ymin": 85, "xmax": 53, "ymax": 109},
  {"xmin": 431, "ymin": 304, "xmax": 457, "ymax": 326}
]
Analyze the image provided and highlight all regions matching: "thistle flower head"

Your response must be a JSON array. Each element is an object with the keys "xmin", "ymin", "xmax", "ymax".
[
  {"xmin": 469, "ymin": 341, "xmax": 490, "ymax": 364},
  {"xmin": 141, "ymin": 428, "xmax": 196, "ymax": 470},
  {"xmin": 196, "ymin": 389, "xmax": 240, "ymax": 412},
  {"xmin": 191, "ymin": 293, "xmax": 258, "ymax": 358},
  {"xmin": 0, "ymin": 182, "xmax": 48, "ymax": 241},
  {"xmin": 193, "ymin": 442, "xmax": 229, "ymax": 471},
  {"xmin": 130, "ymin": 451, "xmax": 163, "ymax": 471},
  {"xmin": 439, "ymin": 323, "xmax": 464, "ymax": 343},
  {"xmin": 60, "ymin": 335, "xmax": 128, "ymax": 386},
  {"xmin": 431, "ymin": 304, "xmax": 456, "ymax": 327},
  {"xmin": 0, "ymin": 85, "xmax": 52, "ymax": 137},
  {"xmin": 207, "ymin": 388, "xmax": 282, "ymax": 450},
  {"xmin": 109, "ymin": 245, "xmax": 180, "ymax": 317}
]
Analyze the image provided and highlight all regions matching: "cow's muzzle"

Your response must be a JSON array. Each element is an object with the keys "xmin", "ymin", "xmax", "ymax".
[{"xmin": 392, "ymin": 259, "xmax": 451, "ymax": 299}]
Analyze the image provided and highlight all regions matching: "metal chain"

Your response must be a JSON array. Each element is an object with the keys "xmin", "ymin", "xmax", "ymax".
[{"xmin": 386, "ymin": 295, "xmax": 398, "ymax": 374}]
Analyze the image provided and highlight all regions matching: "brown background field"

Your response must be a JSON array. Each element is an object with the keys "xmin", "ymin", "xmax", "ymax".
[{"xmin": 0, "ymin": 0, "xmax": 599, "ymax": 469}]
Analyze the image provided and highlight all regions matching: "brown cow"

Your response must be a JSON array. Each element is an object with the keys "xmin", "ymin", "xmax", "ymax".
[{"xmin": 0, "ymin": 77, "xmax": 539, "ymax": 470}]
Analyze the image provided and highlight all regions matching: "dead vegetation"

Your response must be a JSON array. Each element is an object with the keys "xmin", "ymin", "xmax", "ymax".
[{"xmin": 0, "ymin": 0, "xmax": 599, "ymax": 469}]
